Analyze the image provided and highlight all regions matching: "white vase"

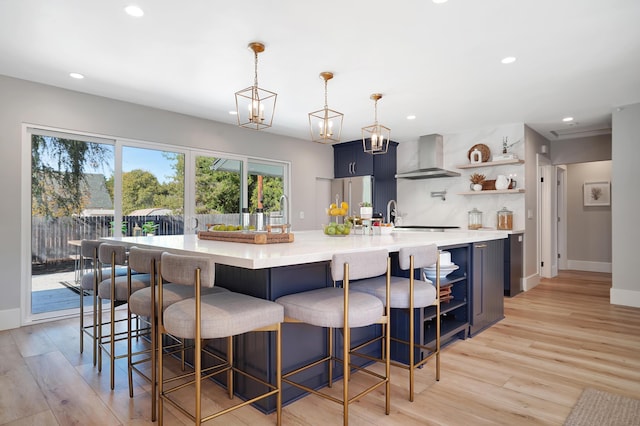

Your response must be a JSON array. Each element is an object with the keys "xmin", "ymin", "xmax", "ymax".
[
  {"xmin": 473, "ymin": 184, "xmax": 483, "ymax": 191},
  {"xmin": 360, "ymin": 206, "xmax": 373, "ymax": 219}
]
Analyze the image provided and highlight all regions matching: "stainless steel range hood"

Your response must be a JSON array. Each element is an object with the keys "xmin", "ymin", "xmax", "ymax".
[{"xmin": 395, "ymin": 134, "xmax": 461, "ymax": 179}]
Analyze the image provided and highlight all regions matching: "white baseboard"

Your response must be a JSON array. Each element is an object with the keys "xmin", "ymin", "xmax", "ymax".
[
  {"xmin": 567, "ymin": 260, "xmax": 612, "ymax": 273},
  {"xmin": 523, "ymin": 273, "xmax": 541, "ymax": 291},
  {"xmin": 610, "ymin": 288, "xmax": 640, "ymax": 308},
  {"xmin": 0, "ymin": 308, "xmax": 21, "ymax": 331}
]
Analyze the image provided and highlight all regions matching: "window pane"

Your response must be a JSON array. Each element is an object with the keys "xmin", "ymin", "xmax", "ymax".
[
  {"xmin": 122, "ymin": 146, "xmax": 184, "ymax": 236},
  {"xmin": 31, "ymin": 134, "xmax": 114, "ymax": 314},
  {"xmin": 195, "ymin": 155, "xmax": 242, "ymax": 230},
  {"xmin": 248, "ymin": 160, "xmax": 284, "ymax": 214}
]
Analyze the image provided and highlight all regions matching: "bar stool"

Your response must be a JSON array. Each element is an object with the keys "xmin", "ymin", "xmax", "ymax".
[
  {"xmin": 79, "ymin": 240, "xmax": 101, "ymax": 365},
  {"xmin": 127, "ymin": 248, "xmax": 229, "ymax": 422},
  {"xmin": 351, "ymin": 244, "xmax": 440, "ymax": 401},
  {"xmin": 275, "ymin": 249, "xmax": 391, "ymax": 426},
  {"xmin": 79, "ymin": 239, "xmax": 130, "ymax": 365},
  {"xmin": 97, "ymin": 243, "xmax": 152, "ymax": 390},
  {"xmin": 157, "ymin": 252, "xmax": 283, "ymax": 425}
]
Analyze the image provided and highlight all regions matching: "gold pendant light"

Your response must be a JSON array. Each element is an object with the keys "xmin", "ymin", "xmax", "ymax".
[
  {"xmin": 362, "ymin": 93, "xmax": 390, "ymax": 154},
  {"xmin": 308, "ymin": 72, "xmax": 343, "ymax": 143},
  {"xmin": 235, "ymin": 42, "xmax": 277, "ymax": 130}
]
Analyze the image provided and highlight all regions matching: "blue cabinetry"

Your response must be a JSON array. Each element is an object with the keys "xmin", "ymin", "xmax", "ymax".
[
  {"xmin": 470, "ymin": 239, "xmax": 505, "ymax": 335},
  {"xmin": 333, "ymin": 141, "xmax": 373, "ymax": 177},
  {"xmin": 390, "ymin": 243, "xmax": 470, "ymax": 364},
  {"xmin": 333, "ymin": 140, "xmax": 398, "ymax": 219}
]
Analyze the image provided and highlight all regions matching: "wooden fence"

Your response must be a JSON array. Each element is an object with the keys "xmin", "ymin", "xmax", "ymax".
[{"xmin": 31, "ymin": 214, "xmax": 240, "ymax": 265}]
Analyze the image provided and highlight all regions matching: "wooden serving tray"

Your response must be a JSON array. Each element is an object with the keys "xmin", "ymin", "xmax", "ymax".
[{"xmin": 198, "ymin": 230, "xmax": 294, "ymax": 244}]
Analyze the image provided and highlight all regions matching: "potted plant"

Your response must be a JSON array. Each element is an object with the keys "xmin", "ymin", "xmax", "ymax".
[
  {"xmin": 110, "ymin": 221, "xmax": 128, "ymax": 236},
  {"xmin": 359, "ymin": 202, "xmax": 373, "ymax": 219},
  {"xmin": 142, "ymin": 221, "xmax": 158, "ymax": 236},
  {"xmin": 469, "ymin": 173, "xmax": 485, "ymax": 191}
]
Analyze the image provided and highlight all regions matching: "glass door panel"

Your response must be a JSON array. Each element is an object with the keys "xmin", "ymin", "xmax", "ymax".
[
  {"xmin": 248, "ymin": 160, "xmax": 286, "ymax": 227},
  {"xmin": 30, "ymin": 132, "xmax": 114, "ymax": 317},
  {"xmin": 192, "ymin": 154, "xmax": 243, "ymax": 232},
  {"xmin": 121, "ymin": 146, "xmax": 185, "ymax": 236}
]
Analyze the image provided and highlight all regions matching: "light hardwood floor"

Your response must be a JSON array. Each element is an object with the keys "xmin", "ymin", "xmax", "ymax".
[{"xmin": 1, "ymin": 270, "xmax": 639, "ymax": 425}]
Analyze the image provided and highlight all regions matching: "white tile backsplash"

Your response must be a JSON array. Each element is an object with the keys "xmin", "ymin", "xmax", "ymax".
[{"xmin": 396, "ymin": 123, "xmax": 526, "ymax": 230}]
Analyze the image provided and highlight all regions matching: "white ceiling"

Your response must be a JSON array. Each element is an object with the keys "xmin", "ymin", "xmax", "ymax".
[{"xmin": 1, "ymin": 0, "xmax": 639, "ymax": 143}]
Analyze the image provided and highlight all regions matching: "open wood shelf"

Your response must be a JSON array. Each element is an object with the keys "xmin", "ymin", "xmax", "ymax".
[
  {"xmin": 456, "ymin": 159, "xmax": 524, "ymax": 169},
  {"xmin": 458, "ymin": 188, "xmax": 525, "ymax": 195}
]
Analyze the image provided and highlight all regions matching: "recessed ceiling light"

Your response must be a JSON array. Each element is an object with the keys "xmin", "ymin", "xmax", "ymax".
[
  {"xmin": 562, "ymin": 116, "xmax": 574, "ymax": 122},
  {"xmin": 501, "ymin": 56, "xmax": 516, "ymax": 64},
  {"xmin": 432, "ymin": 0, "xmax": 449, "ymax": 3},
  {"xmin": 124, "ymin": 5, "xmax": 144, "ymax": 17},
  {"xmin": 69, "ymin": 72, "xmax": 84, "ymax": 79},
  {"xmin": 406, "ymin": 115, "xmax": 416, "ymax": 120},
  {"xmin": 229, "ymin": 110, "xmax": 238, "ymax": 115}
]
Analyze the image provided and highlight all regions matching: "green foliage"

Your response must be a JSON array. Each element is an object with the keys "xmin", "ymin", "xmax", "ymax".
[
  {"xmin": 31, "ymin": 137, "xmax": 284, "ymax": 219},
  {"xmin": 121, "ymin": 169, "xmax": 160, "ymax": 215},
  {"xmin": 141, "ymin": 221, "xmax": 158, "ymax": 235},
  {"xmin": 109, "ymin": 221, "xmax": 128, "ymax": 234},
  {"xmin": 31, "ymin": 135, "xmax": 110, "ymax": 217}
]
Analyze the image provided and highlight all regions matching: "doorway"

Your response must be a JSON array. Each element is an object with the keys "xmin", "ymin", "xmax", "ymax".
[{"xmin": 537, "ymin": 153, "xmax": 558, "ymax": 278}]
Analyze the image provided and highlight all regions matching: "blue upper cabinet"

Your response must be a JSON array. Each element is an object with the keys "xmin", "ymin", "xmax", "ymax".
[
  {"xmin": 334, "ymin": 140, "xmax": 398, "ymax": 218},
  {"xmin": 333, "ymin": 141, "xmax": 374, "ymax": 178}
]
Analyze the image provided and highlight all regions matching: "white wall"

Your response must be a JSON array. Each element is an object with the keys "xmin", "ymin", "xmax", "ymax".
[
  {"xmin": 396, "ymin": 123, "xmax": 526, "ymax": 229},
  {"xmin": 566, "ymin": 161, "xmax": 612, "ymax": 272},
  {"xmin": 0, "ymin": 75, "xmax": 333, "ymax": 330},
  {"xmin": 611, "ymin": 103, "xmax": 640, "ymax": 308}
]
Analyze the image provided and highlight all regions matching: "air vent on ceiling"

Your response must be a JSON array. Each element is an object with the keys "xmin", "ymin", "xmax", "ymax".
[{"xmin": 550, "ymin": 123, "xmax": 611, "ymax": 139}]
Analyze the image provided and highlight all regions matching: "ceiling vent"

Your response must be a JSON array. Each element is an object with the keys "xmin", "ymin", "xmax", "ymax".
[{"xmin": 549, "ymin": 123, "xmax": 612, "ymax": 139}]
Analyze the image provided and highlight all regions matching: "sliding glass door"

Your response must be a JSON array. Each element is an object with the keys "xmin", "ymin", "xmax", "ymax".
[
  {"xmin": 30, "ymin": 131, "xmax": 115, "ymax": 317},
  {"xmin": 26, "ymin": 128, "xmax": 289, "ymax": 321}
]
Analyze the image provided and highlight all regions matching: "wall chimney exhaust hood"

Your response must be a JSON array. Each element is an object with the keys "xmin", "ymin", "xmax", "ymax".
[{"xmin": 395, "ymin": 134, "xmax": 461, "ymax": 179}]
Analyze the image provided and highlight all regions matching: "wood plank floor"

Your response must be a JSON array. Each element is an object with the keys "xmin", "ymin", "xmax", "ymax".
[{"xmin": 1, "ymin": 270, "xmax": 639, "ymax": 425}]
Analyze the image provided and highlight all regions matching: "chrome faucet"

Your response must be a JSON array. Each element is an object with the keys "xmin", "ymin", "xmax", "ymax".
[
  {"xmin": 280, "ymin": 194, "xmax": 289, "ymax": 225},
  {"xmin": 386, "ymin": 199, "xmax": 397, "ymax": 225}
]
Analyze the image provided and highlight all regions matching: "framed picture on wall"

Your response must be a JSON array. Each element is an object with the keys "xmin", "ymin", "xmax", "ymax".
[{"xmin": 583, "ymin": 181, "xmax": 610, "ymax": 206}]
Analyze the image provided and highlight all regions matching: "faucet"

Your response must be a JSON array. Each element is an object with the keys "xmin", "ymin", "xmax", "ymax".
[
  {"xmin": 386, "ymin": 199, "xmax": 397, "ymax": 225},
  {"xmin": 279, "ymin": 194, "xmax": 289, "ymax": 225}
]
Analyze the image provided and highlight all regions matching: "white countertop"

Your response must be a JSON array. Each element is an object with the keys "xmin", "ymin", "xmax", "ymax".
[{"xmin": 103, "ymin": 230, "xmax": 508, "ymax": 270}]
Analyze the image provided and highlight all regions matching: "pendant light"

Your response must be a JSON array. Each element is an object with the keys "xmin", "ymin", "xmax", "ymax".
[
  {"xmin": 235, "ymin": 42, "xmax": 277, "ymax": 130},
  {"xmin": 362, "ymin": 93, "xmax": 390, "ymax": 154},
  {"xmin": 308, "ymin": 72, "xmax": 343, "ymax": 143}
]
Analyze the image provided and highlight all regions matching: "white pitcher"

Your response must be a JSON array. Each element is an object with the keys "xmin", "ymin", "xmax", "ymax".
[{"xmin": 495, "ymin": 174, "xmax": 511, "ymax": 190}]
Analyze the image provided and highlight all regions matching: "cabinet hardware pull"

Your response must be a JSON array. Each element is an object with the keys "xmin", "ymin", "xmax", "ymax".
[{"xmin": 475, "ymin": 244, "xmax": 487, "ymax": 248}]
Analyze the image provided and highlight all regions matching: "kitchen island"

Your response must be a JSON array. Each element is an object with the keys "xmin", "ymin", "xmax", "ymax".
[{"xmin": 104, "ymin": 230, "xmax": 507, "ymax": 411}]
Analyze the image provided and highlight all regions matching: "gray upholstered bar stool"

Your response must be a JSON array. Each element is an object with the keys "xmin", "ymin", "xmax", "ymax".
[
  {"xmin": 127, "ymin": 247, "xmax": 229, "ymax": 422},
  {"xmin": 79, "ymin": 239, "xmax": 130, "ymax": 365},
  {"xmin": 96, "ymin": 243, "xmax": 152, "ymax": 390},
  {"xmin": 158, "ymin": 252, "xmax": 283, "ymax": 425},
  {"xmin": 351, "ymin": 244, "xmax": 440, "ymax": 401},
  {"xmin": 275, "ymin": 249, "xmax": 391, "ymax": 426}
]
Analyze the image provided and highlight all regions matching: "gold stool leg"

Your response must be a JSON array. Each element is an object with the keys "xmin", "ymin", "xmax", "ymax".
[
  {"xmin": 227, "ymin": 336, "xmax": 233, "ymax": 399},
  {"xmin": 276, "ymin": 323, "xmax": 282, "ymax": 426},
  {"xmin": 97, "ymin": 296, "xmax": 103, "ymax": 372}
]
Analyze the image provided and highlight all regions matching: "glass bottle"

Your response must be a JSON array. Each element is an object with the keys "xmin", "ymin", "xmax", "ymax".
[
  {"xmin": 241, "ymin": 207, "xmax": 250, "ymax": 229},
  {"xmin": 468, "ymin": 208, "xmax": 483, "ymax": 230},
  {"xmin": 255, "ymin": 208, "xmax": 264, "ymax": 231},
  {"xmin": 497, "ymin": 207, "xmax": 513, "ymax": 230}
]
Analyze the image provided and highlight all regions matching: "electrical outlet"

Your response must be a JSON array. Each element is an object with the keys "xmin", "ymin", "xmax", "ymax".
[{"xmin": 299, "ymin": 211, "xmax": 304, "ymax": 219}]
